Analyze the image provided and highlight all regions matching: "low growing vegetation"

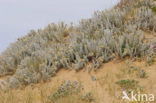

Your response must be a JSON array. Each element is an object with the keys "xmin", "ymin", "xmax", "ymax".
[
  {"xmin": 0, "ymin": 2, "xmax": 155, "ymax": 103},
  {"xmin": 49, "ymin": 81, "xmax": 81, "ymax": 102},
  {"xmin": 116, "ymin": 79, "xmax": 139, "ymax": 90}
]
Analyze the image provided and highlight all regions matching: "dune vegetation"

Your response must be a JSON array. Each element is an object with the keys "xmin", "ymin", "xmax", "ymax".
[{"xmin": 0, "ymin": 0, "xmax": 156, "ymax": 103}]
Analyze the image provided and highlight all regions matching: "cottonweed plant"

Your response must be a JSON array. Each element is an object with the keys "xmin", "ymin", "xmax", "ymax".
[
  {"xmin": 48, "ymin": 80, "xmax": 81, "ymax": 102},
  {"xmin": 80, "ymin": 92, "xmax": 94, "ymax": 102},
  {"xmin": 0, "ymin": 0, "xmax": 156, "ymax": 89}
]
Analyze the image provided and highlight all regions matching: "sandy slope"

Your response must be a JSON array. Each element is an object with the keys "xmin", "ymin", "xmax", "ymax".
[
  {"xmin": 1, "ymin": 59, "xmax": 156, "ymax": 103},
  {"xmin": 0, "ymin": 33, "xmax": 156, "ymax": 103}
]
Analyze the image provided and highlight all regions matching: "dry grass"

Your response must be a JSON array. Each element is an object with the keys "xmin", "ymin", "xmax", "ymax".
[
  {"xmin": 0, "ymin": 0, "xmax": 155, "ymax": 102},
  {"xmin": 1, "ymin": 59, "xmax": 156, "ymax": 103}
]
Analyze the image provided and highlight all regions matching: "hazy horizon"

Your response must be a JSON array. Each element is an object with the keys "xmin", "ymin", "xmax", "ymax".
[{"xmin": 0, "ymin": 0, "xmax": 120, "ymax": 53}]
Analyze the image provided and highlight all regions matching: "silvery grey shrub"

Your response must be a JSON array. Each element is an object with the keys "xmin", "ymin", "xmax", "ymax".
[{"xmin": 0, "ymin": 0, "xmax": 155, "ymax": 88}]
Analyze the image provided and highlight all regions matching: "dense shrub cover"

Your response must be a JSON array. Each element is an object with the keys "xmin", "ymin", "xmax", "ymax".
[{"xmin": 0, "ymin": 0, "xmax": 156, "ymax": 89}]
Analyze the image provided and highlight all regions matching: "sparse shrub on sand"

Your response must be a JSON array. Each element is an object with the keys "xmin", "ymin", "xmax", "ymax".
[
  {"xmin": 49, "ymin": 81, "xmax": 81, "ymax": 102},
  {"xmin": 80, "ymin": 92, "xmax": 94, "ymax": 102}
]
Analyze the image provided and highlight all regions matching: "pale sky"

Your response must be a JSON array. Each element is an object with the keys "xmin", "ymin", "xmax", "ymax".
[{"xmin": 0, "ymin": 0, "xmax": 119, "ymax": 53}]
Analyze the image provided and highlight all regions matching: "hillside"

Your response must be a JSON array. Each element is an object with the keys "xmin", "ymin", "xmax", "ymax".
[{"xmin": 0, "ymin": 0, "xmax": 156, "ymax": 103}]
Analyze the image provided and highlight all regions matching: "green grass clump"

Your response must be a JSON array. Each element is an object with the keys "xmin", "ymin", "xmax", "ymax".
[
  {"xmin": 152, "ymin": 5, "xmax": 156, "ymax": 14},
  {"xmin": 116, "ymin": 79, "xmax": 139, "ymax": 90}
]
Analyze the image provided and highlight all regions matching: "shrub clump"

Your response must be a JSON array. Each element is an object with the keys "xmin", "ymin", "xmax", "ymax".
[{"xmin": 48, "ymin": 81, "xmax": 81, "ymax": 102}]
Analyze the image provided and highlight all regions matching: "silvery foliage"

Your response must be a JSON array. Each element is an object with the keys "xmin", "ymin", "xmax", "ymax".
[
  {"xmin": 0, "ymin": 0, "xmax": 155, "ymax": 88},
  {"xmin": 7, "ymin": 77, "xmax": 21, "ymax": 89},
  {"xmin": 0, "ymin": 79, "xmax": 8, "ymax": 91},
  {"xmin": 49, "ymin": 80, "xmax": 81, "ymax": 101}
]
